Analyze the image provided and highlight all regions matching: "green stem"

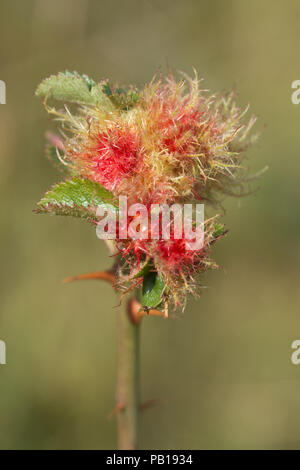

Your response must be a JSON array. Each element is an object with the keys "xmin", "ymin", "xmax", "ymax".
[{"xmin": 116, "ymin": 294, "xmax": 140, "ymax": 450}]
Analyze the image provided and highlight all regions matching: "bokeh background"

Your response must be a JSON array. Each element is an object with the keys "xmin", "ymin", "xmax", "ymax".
[{"xmin": 1, "ymin": 0, "xmax": 300, "ymax": 449}]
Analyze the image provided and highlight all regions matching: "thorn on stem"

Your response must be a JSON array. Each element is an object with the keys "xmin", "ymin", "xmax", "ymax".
[
  {"xmin": 139, "ymin": 398, "xmax": 162, "ymax": 412},
  {"xmin": 109, "ymin": 399, "xmax": 161, "ymax": 420},
  {"xmin": 108, "ymin": 402, "xmax": 125, "ymax": 420},
  {"xmin": 63, "ymin": 270, "xmax": 117, "ymax": 286},
  {"xmin": 127, "ymin": 298, "xmax": 166, "ymax": 325}
]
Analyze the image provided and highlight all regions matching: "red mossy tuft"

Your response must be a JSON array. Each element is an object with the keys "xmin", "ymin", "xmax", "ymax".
[
  {"xmin": 155, "ymin": 228, "xmax": 210, "ymax": 275},
  {"xmin": 143, "ymin": 88, "xmax": 202, "ymax": 157},
  {"xmin": 71, "ymin": 124, "xmax": 141, "ymax": 192},
  {"xmin": 156, "ymin": 237, "xmax": 198, "ymax": 271}
]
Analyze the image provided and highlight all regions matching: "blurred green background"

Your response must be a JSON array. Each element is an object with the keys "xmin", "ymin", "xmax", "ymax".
[{"xmin": 1, "ymin": 0, "xmax": 300, "ymax": 449}]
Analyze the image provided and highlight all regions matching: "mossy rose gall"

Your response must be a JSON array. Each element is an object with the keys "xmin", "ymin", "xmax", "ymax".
[{"xmin": 35, "ymin": 70, "xmax": 261, "ymax": 449}]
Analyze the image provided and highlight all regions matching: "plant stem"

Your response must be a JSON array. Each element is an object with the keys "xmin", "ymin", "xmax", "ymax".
[{"xmin": 116, "ymin": 293, "xmax": 140, "ymax": 450}]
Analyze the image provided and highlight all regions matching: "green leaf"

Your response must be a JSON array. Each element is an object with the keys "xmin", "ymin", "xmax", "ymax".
[
  {"xmin": 35, "ymin": 71, "xmax": 113, "ymax": 108},
  {"xmin": 102, "ymin": 80, "xmax": 139, "ymax": 110},
  {"xmin": 35, "ymin": 177, "xmax": 117, "ymax": 219},
  {"xmin": 133, "ymin": 258, "xmax": 152, "ymax": 279},
  {"xmin": 142, "ymin": 271, "xmax": 165, "ymax": 309},
  {"xmin": 102, "ymin": 82, "xmax": 113, "ymax": 96},
  {"xmin": 212, "ymin": 223, "xmax": 227, "ymax": 239}
]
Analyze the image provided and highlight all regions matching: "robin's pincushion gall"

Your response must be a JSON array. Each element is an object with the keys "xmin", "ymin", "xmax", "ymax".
[{"xmin": 35, "ymin": 71, "xmax": 258, "ymax": 311}]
